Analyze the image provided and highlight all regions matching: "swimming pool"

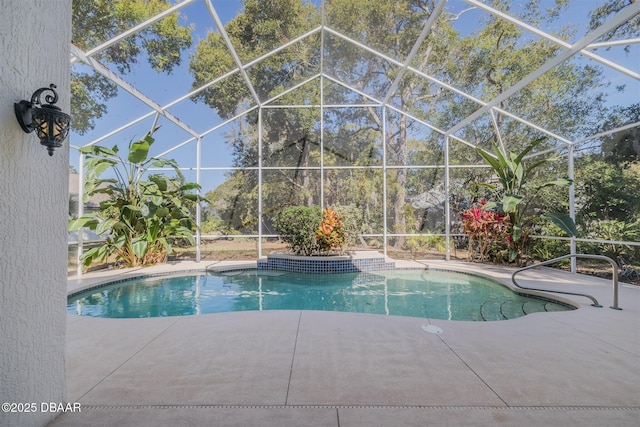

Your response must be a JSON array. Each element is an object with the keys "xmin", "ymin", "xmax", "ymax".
[
  {"xmin": 67, "ymin": 270, "xmax": 573, "ymax": 321},
  {"xmin": 67, "ymin": 269, "xmax": 574, "ymax": 321}
]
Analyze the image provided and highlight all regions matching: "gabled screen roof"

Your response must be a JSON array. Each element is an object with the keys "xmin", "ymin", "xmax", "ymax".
[{"xmin": 70, "ymin": 0, "xmax": 640, "ymax": 175}]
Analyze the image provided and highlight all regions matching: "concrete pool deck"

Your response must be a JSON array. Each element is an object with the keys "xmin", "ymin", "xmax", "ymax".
[{"xmin": 51, "ymin": 259, "xmax": 640, "ymax": 426}]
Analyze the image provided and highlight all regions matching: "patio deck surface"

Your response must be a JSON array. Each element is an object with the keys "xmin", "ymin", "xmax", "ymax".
[{"xmin": 50, "ymin": 259, "xmax": 640, "ymax": 426}]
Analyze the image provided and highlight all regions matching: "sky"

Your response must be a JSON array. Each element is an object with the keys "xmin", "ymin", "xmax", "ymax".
[{"xmin": 68, "ymin": 0, "xmax": 639, "ymax": 193}]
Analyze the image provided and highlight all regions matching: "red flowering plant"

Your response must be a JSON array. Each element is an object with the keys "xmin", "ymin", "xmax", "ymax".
[
  {"xmin": 316, "ymin": 208, "xmax": 346, "ymax": 253},
  {"xmin": 460, "ymin": 200, "xmax": 508, "ymax": 261}
]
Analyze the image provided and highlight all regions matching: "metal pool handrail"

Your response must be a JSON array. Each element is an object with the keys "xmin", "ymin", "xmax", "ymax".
[{"xmin": 511, "ymin": 254, "xmax": 621, "ymax": 310}]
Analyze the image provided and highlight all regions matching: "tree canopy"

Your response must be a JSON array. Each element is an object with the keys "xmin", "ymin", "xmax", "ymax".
[
  {"xmin": 70, "ymin": 0, "xmax": 640, "ymax": 264},
  {"xmin": 188, "ymin": 0, "xmax": 613, "ymax": 247},
  {"xmin": 71, "ymin": 0, "xmax": 192, "ymax": 133}
]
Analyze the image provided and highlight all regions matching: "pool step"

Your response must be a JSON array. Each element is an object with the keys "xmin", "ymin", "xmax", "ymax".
[
  {"xmin": 522, "ymin": 300, "xmax": 546, "ymax": 315},
  {"xmin": 480, "ymin": 298, "xmax": 556, "ymax": 321},
  {"xmin": 544, "ymin": 301, "xmax": 571, "ymax": 312},
  {"xmin": 502, "ymin": 300, "xmax": 528, "ymax": 318},
  {"xmin": 479, "ymin": 300, "xmax": 506, "ymax": 321}
]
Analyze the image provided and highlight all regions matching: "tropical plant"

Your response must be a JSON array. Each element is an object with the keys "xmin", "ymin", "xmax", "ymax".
[
  {"xmin": 476, "ymin": 138, "xmax": 576, "ymax": 263},
  {"xmin": 69, "ymin": 130, "xmax": 200, "ymax": 268},
  {"xmin": 460, "ymin": 200, "xmax": 508, "ymax": 261},
  {"xmin": 316, "ymin": 208, "xmax": 346, "ymax": 253}
]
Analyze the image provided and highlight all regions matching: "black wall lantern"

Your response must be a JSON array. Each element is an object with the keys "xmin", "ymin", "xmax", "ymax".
[{"xmin": 15, "ymin": 84, "xmax": 71, "ymax": 156}]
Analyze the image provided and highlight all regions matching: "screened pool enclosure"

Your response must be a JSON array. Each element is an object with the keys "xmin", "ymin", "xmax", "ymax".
[{"xmin": 69, "ymin": 0, "xmax": 640, "ymax": 271}]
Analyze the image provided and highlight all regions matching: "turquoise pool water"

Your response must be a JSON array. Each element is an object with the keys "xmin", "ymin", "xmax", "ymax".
[{"xmin": 67, "ymin": 270, "xmax": 573, "ymax": 321}]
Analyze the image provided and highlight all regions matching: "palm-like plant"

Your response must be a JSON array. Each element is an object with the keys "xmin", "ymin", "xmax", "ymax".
[
  {"xmin": 70, "ymin": 130, "xmax": 200, "ymax": 268},
  {"xmin": 476, "ymin": 138, "xmax": 576, "ymax": 263}
]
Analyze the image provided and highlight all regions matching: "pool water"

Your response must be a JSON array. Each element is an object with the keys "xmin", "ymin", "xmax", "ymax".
[{"xmin": 67, "ymin": 270, "xmax": 573, "ymax": 321}]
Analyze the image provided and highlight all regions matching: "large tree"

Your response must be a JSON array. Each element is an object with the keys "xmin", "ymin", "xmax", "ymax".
[
  {"xmin": 72, "ymin": 0, "xmax": 192, "ymax": 134},
  {"xmin": 189, "ymin": 0, "xmax": 620, "ymax": 249},
  {"xmin": 322, "ymin": 0, "xmax": 455, "ymax": 245},
  {"xmin": 191, "ymin": 0, "xmax": 321, "ymax": 233},
  {"xmin": 324, "ymin": 0, "xmax": 607, "ymax": 246},
  {"xmin": 447, "ymin": 0, "xmax": 609, "ymax": 148}
]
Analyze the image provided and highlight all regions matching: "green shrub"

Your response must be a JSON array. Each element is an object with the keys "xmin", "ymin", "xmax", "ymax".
[
  {"xmin": 530, "ymin": 222, "xmax": 572, "ymax": 262},
  {"xmin": 406, "ymin": 234, "xmax": 447, "ymax": 256},
  {"xmin": 273, "ymin": 205, "xmax": 364, "ymax": 255},
  {"xmin": 584, "ymin": 219, "xmax": 640, "ymax": 267},
  {"xmin": 334, "ymin": 204, "xmax": 365, "ymax": 247},
  {"xmin": 272, "ymin": 206, "xmax": 322, "ymax": 256}
]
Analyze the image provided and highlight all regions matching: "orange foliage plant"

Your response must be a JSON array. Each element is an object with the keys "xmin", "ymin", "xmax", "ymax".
[{"xmin": 315, "ymin": 208, "xmax": 346, "ymax": 253}]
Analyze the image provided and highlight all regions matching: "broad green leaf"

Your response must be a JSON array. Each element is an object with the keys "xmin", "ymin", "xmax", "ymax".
[
  {"xmin": 112, "ymin": 222, "xmax": 128, "ymax": 231},
  {"xmin": 514, "ymin": 137, "xmax": 545, "ymax": 163},
  {"xmin": 132, "ymin": 239, "xmax": 148, "ymax": 259},
  {"xmin": 493, "ymin": 145, "xmax": 509, "ymax": 169},
  {"xmin": 81, "ymin": 244, "xmax": 110, "ymax": 267},
  {"xmin": 80, "ymin": 247, "xmax": 100, "ymax": 267},
  {"xmin": 182, "ymin": 193, "xmax": 199, "ymax": 202},
  {"xmin": 481, "ymin": 201, "xmax": 498, "ymax": 210},
  {"xmin": 501, "ymin": 194, "xmax": 523, "ymax": 213},
  {"xmin": 151, "ymin": 158, "xmax": 179, "ymax": 168},
  {"xmin": 147, "ymin": 221, "xmax": 161, "ymax": 241},
  {"xmin": 542, "ymin": 213, "xmax": 577, "ymax": 237},
  {"xmin": 476, "ymin": 147, "xmax": 503, "ymax": 175},
  {"xmin": 525, "ymin": 158, "xmax": 550, "ymax": 175},
  {"xmin": 508, "ymin": 248, "xmax": 519, "ymax": 262},
  {"xmin": 80, "ymin": 145, "xmax": 118, "ymax": 158},
  {"xmin": 514, "ymin": 162, "xmax": 524, "ymax": 187},
  {"xmin": 98, "ymin": 198, "xmax": 117, "ymax": 210},
  {"xmin": 84, "ymin": 180, "xmax": 117, "ymax": 201},
  {"xmin": 149, "ymin": 175, "xmax": 168, "ymax": 192},
  {"xmin": 174, "ymin": 226, "xmax": 196, "ymax": 244},
  {"xmin": 512, "ymin": 225, "xmax": 522, "ymax": 242},
  {"xmin": 140, "ymin": 181, "xmax": 160, "ymax": 198},
  {"xmin": 96, "ymin": 218, "xmax": 117, "ymax": 235},
  {"xmin": 179, "ymin": 182, "xmax": 201, "ymax": 192},
  {"xmin": 157, "ymin": 237, "xmax": 171, "ymax": 252},
  {"xmin": 68, "ymin": 216, "xmax": 98, "ymax": 231},
  {"xmin": 128, "ymin": 132, "xmax": 154, "ymax": 164},
  {"xmin": 113, "ymin": 234, "xmax": 127, "ymax": 247},
  {"xmin": 85, "ymin": 157, "xmax": 117, "ymax": 177},
  {"xmin": 94, "ymin": 178, "xmax": 118, "ymax": 186}
]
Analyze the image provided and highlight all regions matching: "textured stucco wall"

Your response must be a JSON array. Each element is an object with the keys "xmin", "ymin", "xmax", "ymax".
[{"xmin": 0, "ymin": 1, "xmax": 71, "ymax": 426}]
